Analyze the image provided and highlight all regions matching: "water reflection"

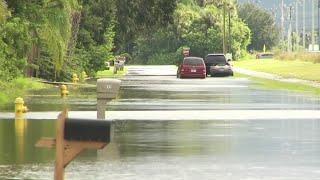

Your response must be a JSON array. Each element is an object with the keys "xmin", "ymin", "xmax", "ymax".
[
  {"xmin": 2, "ymin": 68, "xmax": 320, "ymax": 179},
  {"xmin": 0, "ymin": 119, "xmax": 56, "ymax": 165},
  {"xmin": 15, "ymin": 118, "xmax": 27, "ymax": 163},
  {"xmin": 1, "ymin": 119, "xmax": 320, "ymax": 179}
]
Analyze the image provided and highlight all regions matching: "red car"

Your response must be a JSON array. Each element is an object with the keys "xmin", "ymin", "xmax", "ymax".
[{"xmin": 177, "ymin": 57, "xmax": 206, "ymax": 79}]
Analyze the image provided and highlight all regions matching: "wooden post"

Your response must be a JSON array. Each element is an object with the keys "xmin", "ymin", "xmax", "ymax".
[
  {"xmin": 36, "ymin": 110, "xmax": 110, "ymax": 180},
  {"xmin": 55, "ymin": 110, "xmax": 67, "ymax": 180}
]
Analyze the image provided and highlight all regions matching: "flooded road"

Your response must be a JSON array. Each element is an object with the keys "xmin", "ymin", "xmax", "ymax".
[{"xmin": 1, "ymin": 65, "xmax": 320, "ymax": 179}]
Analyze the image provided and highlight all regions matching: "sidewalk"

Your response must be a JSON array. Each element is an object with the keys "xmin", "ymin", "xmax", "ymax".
[{"xmin": 233, "ymin": 67, "xmax": 320, "ymax": 88}]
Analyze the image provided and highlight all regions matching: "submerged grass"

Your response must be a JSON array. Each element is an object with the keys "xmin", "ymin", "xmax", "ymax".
[
  {"xmin": 0, "ymin": 78, "xmax": 47, "ymax": 108},
  {"xmin": 234, "ymin": 59, "xmax": 320, "ymax": 82},
  {"xmin": 235, "ymin": 73, "xmax": 320, "ymax": 95},
  {"xmin": 96, "ymin": 66, "xmax": 128, "ymax": 78}
]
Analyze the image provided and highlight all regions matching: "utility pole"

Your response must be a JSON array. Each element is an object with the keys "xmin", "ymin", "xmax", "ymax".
[
  {"xmin": 295, "ymin": 0, "xmax": 299, "ymax": 51},
  {"xmin": 288, "ymin": 5, "xmax": 293, "ymax": 52},
  {"xmin": 223, "ymin": 2, "xmax": 226, "ymax": 54},
  {"xmin": 312, "ymin": 0, "xmax": 315, "ymax": 51},
  {"xmin": 281, "ymin": 0, "xmax": 285, "ymax": 42},
  {"xmin": 318, "ymin": 0, "xmax": 320, "ymax": 47},
  {"xmin": 303, "ymin": 0, "xmax": 306, "ymax": 49},
  {"xmin": 228, "ymin": 9, "xmax": 232, "ymax": 53}
]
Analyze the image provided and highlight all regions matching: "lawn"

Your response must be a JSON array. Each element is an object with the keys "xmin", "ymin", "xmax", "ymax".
[
  {"xmin": 96, "ymin": 66, "xmax": 128, "ymax": 78},
  {"xmin": 234, "ymin": 58, "xmax": 320, "ymax": 82}
]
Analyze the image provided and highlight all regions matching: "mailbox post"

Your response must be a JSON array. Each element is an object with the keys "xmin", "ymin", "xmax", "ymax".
[
  {"xmin": 36, "ymin": 110, "xmax": 112, "ymax": 180},
  {"xmin": 97, "ymin": 78, "xmax": 121, "ymax": 119}
]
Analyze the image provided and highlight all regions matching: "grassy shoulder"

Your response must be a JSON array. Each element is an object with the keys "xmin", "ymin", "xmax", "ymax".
[
  {"xmin": 235, "ymin": 73, "xmax": 320, "ymax": 95},
  {"xmin": 234, "ymin": 58, "xmax": 320, "ymax": 82},
  {"xmin": 96, "ymin": 66, "xmax": 128, "ymax": 78},
  {"xmin": 0, "ymin": 78, "xmax": 48, "ymax": 107}
]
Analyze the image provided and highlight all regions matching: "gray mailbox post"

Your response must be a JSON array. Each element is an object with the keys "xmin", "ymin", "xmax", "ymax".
[{"xmin": 97, "ymin": 78, "xmax": 121, "ymax": 119}]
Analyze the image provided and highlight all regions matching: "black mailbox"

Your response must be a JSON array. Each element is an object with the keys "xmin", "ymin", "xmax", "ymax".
[
  {"xmin": 36, "ymin": 111, "xmax": 112, "ymax": 180},
  {"xmin": 64, "ymin": 118, "xmax": 111, "ymax": 143}
]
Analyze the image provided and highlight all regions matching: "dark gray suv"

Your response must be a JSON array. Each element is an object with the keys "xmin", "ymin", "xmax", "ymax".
[{"xmin": 204, "ymin": 54, "xmax": 233, "ymax": 77}]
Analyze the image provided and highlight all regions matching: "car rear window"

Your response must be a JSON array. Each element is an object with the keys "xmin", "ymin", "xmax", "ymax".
[
  {"xmin": 262, "ymin": 54, "xmax": 273, "ymax": 57},
  {"xmin": 183, "ymin": 58, "xmax": 203, "ymax": 65},
  {"xmin": 205, "ymin": 55, "xmax": 227, "ymax": 65}
]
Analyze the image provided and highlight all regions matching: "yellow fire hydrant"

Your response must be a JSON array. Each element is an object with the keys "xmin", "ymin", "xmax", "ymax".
[
  {"xmin": 15, "ymin": 97, "xmax": 28, "ymax": 118},
  {"xmin": 80, "ymin": 71, "xmax": 88, "ymax": 82},
  {"xmin": 72, "ymin": 73, "xmax": 79, "ymax": 84},
  {"xmin": 60, "ymin": 85, "xmax": 69, "ymax": 97}
]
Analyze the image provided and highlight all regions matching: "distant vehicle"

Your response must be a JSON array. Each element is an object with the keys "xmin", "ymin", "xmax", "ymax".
[
  {"xmin": 256, "ymin": 53, "xmax": 274, "ymax": 59},
  {"xmin": 204, "ymin": 54, "xmax": 233, "ymax": 77},
  {"xmin": 177, "ymin": 57, "xmax": 206, "ymax": 79}
]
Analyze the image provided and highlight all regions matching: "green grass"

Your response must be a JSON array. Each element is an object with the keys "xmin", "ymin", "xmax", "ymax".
[
  {"xmin": 96, "ymin": 66, "xmax": 128, "ymax": 78},
  {"xmin": 0, "ymin": 78, "xmax": 48, "ymax": 107},
  {"xmin": 235, "ymin": 73, "xmax": 320, "ymax": 95},
  {"xmin": 234, "ymin": 58, "xmax": 320, "ymax": 82}
]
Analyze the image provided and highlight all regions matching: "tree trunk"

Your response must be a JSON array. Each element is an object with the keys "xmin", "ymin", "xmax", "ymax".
[{"xmin": 65, "ymin": 11, "xmax": 81, "ymax": 67}]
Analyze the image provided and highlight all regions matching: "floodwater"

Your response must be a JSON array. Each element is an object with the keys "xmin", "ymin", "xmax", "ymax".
[{"xmin": 1, "ymin": 65, "xmax": 320, "ymax": 179}]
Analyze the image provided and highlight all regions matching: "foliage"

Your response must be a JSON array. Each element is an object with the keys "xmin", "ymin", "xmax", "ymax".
[
  {"xmin": 0, "ymin": 17, "xmax": 31, "ymax": 81},
  {"xmin": 275, "ymin": 51, "xmax": 320, "ymax": 63},
  {"xmin": 3, "ymin": 0, "xmax": 81, "ymax": 81},
  {"xmin": 0, "ymin": 0, "xmax": 252, "ymax": 83},
  {"xmin": 114, "ymin": 0, "xmax": 177, "ymax": 54},
  {"xmin": 0, "ymin": 77, "xmax": 46, "ymax": 107},
  {"xmin": 238, "ymin": 3, "xmax": 279, "ymax": 51},
  {"xmin": 75, "ymin": 0, "xmax": 116, "ymax": 76},
  {"xmin": 0, "ymin": 0, "xmax": 8, "ymax": 23},
  {"xmin": 132, "ymin": 1, "xmax": 250, "ymax": 64},
  {"xmin": 96, "ymin": 67, "xmax": 128, "ymax": 78}
]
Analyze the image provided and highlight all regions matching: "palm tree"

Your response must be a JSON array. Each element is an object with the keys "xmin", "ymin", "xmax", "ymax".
[{"xmin": 40, "ymin": 0, "xmax": 80, "ymax": 80}]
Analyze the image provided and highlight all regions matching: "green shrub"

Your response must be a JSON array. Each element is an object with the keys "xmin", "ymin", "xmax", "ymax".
[
  {"xmin": 147, "ymin": 52, "xmax": 180, "ymax": 65},
  {"xmin": 0, "ymin": 78, "xmax": 46, "ymax": 107}
]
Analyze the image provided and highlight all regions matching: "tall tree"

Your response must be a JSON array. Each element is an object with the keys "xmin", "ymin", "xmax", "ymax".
[
  {"xmin": 0, "ymin": 0, "xmax": 8, "ymax": 23},
  {"xmin": 114, "ymin": 0, "xmax": 178, "ymax": 54},
  {"xmin": 238, "ymin": 3, "xmax": 279, "ymax": 51},
  {"xmin": 75, "ymin": 0, "xmax": 116, "ymax": 75},
  {"xmin": 6, "ymin": 0, "xmax": 80, "ymax": 80}
]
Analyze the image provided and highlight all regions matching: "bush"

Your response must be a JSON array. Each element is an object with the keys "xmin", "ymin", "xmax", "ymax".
[
  {"xmin": 0, "ymin": 78, "xmax": 46, "ymax": 108},
  {"xmin": 0, "ymin": 17, "xmax": 31, "ymax": 82},
  {"xmin": 147, "ymin": 52, "xmax": 179, "ymax": 65}
]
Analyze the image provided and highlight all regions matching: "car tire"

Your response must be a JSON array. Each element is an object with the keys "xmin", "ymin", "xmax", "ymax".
[{"xmin": 230, "ymin": 72, "xmax": 234, "ymax": 76}]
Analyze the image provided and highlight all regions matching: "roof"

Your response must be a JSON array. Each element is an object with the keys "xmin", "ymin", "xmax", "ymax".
[
  {"xmin": 206, "ymin": 54, "xmax": 225, "ymax": 56},
  {"xmin": 184, "ymin": 56, "xmax": 204, "ymax": 60}
]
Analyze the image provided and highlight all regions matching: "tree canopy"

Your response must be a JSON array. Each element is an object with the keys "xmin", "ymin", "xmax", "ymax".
[
  {"xmin": 238, "ymin": 3, "xmax": 279, "ymax": 51},
  {"xmin": 0, "ymin": 0, "xmax": 267, "ymax": 82}
]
